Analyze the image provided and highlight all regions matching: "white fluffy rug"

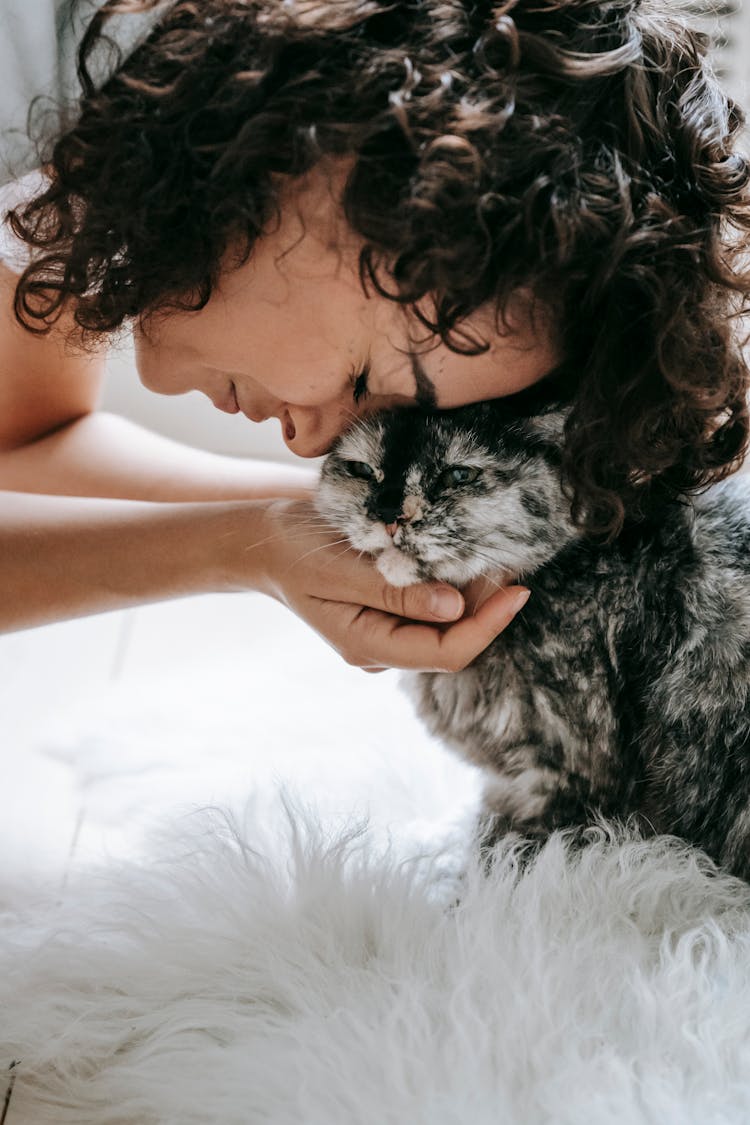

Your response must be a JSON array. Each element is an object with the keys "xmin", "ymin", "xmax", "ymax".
[
  {"xmin": 4, "ymin": 596, "xmax": 750, "ymax": 1123},
  {"xmin": 5, "ymin": 808, "xmax": 750, "ymax": 1122}
]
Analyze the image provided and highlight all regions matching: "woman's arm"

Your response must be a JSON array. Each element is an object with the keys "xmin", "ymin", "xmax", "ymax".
[
  {"xmin": 0, "ymin": 490, "xmax": 262, "ymax": 630},
  {"xmin": 0, "ymin": 410, "xmax": 318, "ymax": 501},
  {"xmin": 0, "ymin": 488, "xmax": 529, "ymax": 668}
]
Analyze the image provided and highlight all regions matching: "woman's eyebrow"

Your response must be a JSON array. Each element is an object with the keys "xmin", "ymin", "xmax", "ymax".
[{"xmin": 409, "ymin": 352, "xmax": 437, "ymax": 408}]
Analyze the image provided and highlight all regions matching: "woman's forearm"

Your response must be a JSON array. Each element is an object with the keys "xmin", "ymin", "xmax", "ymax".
[
  {"xmin": 0, "ymin": 410, "xmax": 317, "ymax": 633},
  {"xmin": 0, "ymin": 490, "xmax": 266, "ymax": 632},
  {"xmin": 0, "ymin": 411, "xmax": 318, "ymax": 502}
]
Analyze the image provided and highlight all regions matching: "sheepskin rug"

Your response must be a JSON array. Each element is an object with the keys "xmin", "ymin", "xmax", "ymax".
[
  {"xmin": 4, "ymin": 807, "xmax": 750, "ymax": 1123},
  {"xmin": 4, "ymin": 595, "xmax": 750, "ymax": 1123}
]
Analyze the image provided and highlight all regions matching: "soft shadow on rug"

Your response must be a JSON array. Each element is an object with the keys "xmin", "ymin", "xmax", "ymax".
[{"xmin": 2, "ymin": 799, "xmax": 750, "ymax": 1125}]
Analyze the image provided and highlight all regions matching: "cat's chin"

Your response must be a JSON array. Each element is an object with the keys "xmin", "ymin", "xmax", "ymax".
[
  {"xmin": 375, "ymin": 546, "xmax": 421, "ymax": 588},
  {"xmin": 375, "ymin": 546, "xmax": 513, "ymax": 590}
]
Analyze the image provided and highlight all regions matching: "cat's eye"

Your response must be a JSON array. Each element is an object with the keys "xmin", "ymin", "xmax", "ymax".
[
  {"xmin": 345, "ymin": 460, "xmax": 376, "ymax": 481},
  {"xmin": 439, "ymin": 466, "xmax": 481, "ymax": 488}
]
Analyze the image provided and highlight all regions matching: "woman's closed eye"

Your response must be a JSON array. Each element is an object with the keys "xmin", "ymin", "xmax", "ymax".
[{"xmin": 349, "ymin": 360, "xmax": 371, "ymax": 405}]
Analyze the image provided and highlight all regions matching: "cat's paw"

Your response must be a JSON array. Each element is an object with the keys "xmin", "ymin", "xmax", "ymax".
[{"xmin": 376, "ymin": 545, "xmax": 421, "ymax": 588}]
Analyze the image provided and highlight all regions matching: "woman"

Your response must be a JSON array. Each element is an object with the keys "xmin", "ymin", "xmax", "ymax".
[{"xmin": 1, "ymin": 0, "xmax": 748, "ymax": 670}]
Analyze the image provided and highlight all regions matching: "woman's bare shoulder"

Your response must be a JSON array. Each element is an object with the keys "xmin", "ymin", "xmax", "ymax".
[{"xmin": 0, "ymin": 259, "xmax": 104, "ymax": 451}]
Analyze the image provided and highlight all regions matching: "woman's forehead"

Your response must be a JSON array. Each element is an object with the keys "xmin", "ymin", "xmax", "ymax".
[{"xmin": 264, "ymin": 159, "xmax": 360, "ymax": 264}]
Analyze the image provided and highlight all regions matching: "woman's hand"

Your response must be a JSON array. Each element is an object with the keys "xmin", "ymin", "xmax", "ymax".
[{"xmin": 253, "ymin": 499, "xmax": 530, "ymax": 672}]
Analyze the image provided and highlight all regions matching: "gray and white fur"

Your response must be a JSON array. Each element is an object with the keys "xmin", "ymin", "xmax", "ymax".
[{"xmin": 317, "ymin": 399, "xmax": 750, "ymax": 878}]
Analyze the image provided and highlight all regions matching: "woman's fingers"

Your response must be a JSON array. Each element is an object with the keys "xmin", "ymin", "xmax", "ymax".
[
  {"xmin": 316, "ymin": 584, "xmax": 531, "ymax": 671},
  {"xmin": 374, "ymin": 577, "xmax": 465, "ymax": 623}
]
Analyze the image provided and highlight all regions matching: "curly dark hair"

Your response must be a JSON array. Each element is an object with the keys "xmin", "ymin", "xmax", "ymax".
[{"xmin": 9, "ymin": 0, "xmax": 750, "ymax": 537}]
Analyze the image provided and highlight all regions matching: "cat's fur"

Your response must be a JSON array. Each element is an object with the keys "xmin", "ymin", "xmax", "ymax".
[{"xmin": 317, "ymin": 398, "xmax": 750, "ymax": 879}]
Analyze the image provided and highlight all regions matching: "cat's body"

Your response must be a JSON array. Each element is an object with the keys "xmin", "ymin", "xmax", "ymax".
[{"xmin": 317, "ymin": 399, "xmax": 750, "ymax": 879}]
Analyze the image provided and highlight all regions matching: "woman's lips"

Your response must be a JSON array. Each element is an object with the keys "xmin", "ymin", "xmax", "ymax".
[
  {"xmin": 229, "ymin": 400, "xmax": 325, "ymax": 458},
  {"xmin": 215, "ymin": 382, "xmax": 240, "ymax": 414}
]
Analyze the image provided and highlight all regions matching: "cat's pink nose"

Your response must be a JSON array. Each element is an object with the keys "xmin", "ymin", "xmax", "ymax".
[{"xmin": 385, "ymin": 521, "xmax": 399, "ymax": 537}]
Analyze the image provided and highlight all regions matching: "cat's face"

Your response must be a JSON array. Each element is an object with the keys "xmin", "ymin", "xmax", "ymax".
[{"xmin": 317, "ymin": 404, "xmax": 576, "ymax": 587}]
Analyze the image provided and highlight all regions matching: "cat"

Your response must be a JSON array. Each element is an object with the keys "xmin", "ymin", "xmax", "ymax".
[{"xmin": 316, "ymin": 395, "xmax": 750, "ymax": 879}]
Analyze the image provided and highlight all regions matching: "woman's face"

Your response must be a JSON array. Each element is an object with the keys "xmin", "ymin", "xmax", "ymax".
[{"xmin": 134, "ymin": 162, "xmax": 559, "ymax": 458}]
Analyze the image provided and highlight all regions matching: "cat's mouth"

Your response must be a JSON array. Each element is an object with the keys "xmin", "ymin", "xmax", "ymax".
[
  {"xmin": 374, "ymin": 532, "xmax": 467, "ymax": 589},
  {"xmin": 373, "ymin": 534, "xmax": 513, "ymax": 591}
]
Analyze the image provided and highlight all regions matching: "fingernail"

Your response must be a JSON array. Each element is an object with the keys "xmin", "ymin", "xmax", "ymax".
[
  {"xmin": 511, "ymin": 586, "xmax": 531, "ymax": 612},
  {"xmin": 430, "ymin": 586, "xmax": 464, "ymax": 620}
]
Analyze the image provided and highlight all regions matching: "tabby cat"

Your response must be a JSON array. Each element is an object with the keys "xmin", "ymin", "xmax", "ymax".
[{"xmin": 317, "ymin": 397, "xmax": 750, "ymax": 878}]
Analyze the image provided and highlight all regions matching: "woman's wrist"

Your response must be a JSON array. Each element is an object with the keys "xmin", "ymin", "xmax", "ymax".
[
  {"xmin": 209, "ymin": 497, "xmax": 278, "ymax": 597},
  {"xmin": 223, "ymin": 496, "xmax": 302, "ymax": 603}
]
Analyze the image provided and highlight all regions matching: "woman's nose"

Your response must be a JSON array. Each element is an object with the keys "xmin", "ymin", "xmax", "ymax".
[{"xmin": 282, "ymin": 406, "xmax": 348, "ymax": 458}]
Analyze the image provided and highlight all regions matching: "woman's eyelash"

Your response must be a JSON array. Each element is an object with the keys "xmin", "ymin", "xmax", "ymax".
[{"xmin": 350, "ymin": 361, "xmax": 371, "ymax": 404}]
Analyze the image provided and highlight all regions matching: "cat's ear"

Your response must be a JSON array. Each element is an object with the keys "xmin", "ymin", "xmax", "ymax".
[{"xmin": 525, "ymin": 406, "xmax": 569, "ymax": 446}]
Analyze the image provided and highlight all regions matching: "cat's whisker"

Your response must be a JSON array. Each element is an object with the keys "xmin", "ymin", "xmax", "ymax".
[
  {"xmin": 288, "ymin": 519, "xmax": 340, "ymax": 533},
  {"xmin": 430, "ymin": 546, "xmax": 506, "ymax": 590},
  {"xmin": 339, "ymin": 403, "xmax": 372, "ymax": 425},
  {"xmin": 442, "ymin": 544, "xmax": 513, "ymax": 584},
  {"xmin": 241, "ymin": 525, "xmax": 350, "ymax": 555},
  {"xmin": 291, "ymin": 537, "xmax": 356, "ymax": 566},
  {"xmin": 423, "ymin": 542, "xmax": 485, "ymax": 573}
]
